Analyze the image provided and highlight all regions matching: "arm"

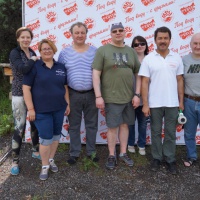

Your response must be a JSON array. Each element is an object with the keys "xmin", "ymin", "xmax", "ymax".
[
  {"xmin": 23, "ymin": 85, "xmax": 35, "ymax": 121},
  {"xmin": 9, "ymin": 49, "xmax": 38, "ymax": 74},
  {"xmin": 141, "ymin": 76, "xmax": 150, "ymax": 117},
  {"xmin": 65, "ymin": 85, "xmax": 70, "ymax": 115},
  {"xmin": 93, "ymin": 69, "xmax": 104, "ymax": 109},
  {"xmin": 132, "ymin": 73, "xmax": 141, "ymax": 109},
  {"xmin": 177, "ymin": 75, "xmax": 184, "ymax": 111}
]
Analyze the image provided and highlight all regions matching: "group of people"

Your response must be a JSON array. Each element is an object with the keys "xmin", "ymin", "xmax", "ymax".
[{"xmin": 9, "ymin": 21, "xmax": 200, "ymax": 180}]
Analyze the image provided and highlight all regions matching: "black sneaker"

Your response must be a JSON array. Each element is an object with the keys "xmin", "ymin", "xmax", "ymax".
[
  {"xmin": 67, "ymin": 156, "xmax": 78, "ymax": 165},
  {"xmin": 105, "ymin": 155, "xmax": 116, "ymax": 170},
  {"xmin": 166, "ymin": 162, "xmax": 177, "ymax": 175},
  {"xmin": 88, "ymin": 155, "xmax": 99, "ymax": 162},
  {"xmin": 151, "ymin": 159, "xmax": 161, "ymax": 172}
]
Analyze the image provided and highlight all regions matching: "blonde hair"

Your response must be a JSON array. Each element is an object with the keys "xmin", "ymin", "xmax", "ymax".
[
  {"xmin": 38, "ymin": 39, "xmax": 57, "ymax": 53},
  {"xmin": 16, "ymin": 27, "xmax": 33, "ymax": 39}
]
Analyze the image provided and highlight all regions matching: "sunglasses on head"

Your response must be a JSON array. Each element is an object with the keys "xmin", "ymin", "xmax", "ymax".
[
  {"xmin": 133, "ymin": 42, "xmax": 146, "ymax": 47},
  {"xmin": 112, "ymin": 29, "xmax": 124, "ymax": 34}
]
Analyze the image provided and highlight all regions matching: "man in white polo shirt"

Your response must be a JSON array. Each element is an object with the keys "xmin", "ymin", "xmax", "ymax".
[{"xmin": 139, "ymin": 26, "xmax": 184, "ymax": 175}]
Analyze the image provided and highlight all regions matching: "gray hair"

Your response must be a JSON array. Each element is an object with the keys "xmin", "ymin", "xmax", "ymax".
[{"xmin": 69, "ymin": 22, "xmax": 88, "ymax": 34}]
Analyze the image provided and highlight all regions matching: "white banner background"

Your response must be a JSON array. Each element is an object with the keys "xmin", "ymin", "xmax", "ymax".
[{"xmin": 23, "ymin": 0, "xmax": 200, "ymax": 144}]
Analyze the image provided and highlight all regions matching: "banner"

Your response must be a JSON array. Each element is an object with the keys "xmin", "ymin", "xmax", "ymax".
[{"xmin": 23, "ymin": 0, "xmax": 200, "ymax": 144}]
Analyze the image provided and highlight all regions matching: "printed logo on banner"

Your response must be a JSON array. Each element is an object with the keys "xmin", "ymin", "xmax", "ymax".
[
  {"xmin": 102, "ymin": 10, "xmax": 116, "ymax": 22},
  {"xmin": 100, "ymin": 131, "xmax": 107, "ymax": 140},
  {"xmin": 84, "ymin": 18, "xmax": 95, "ymax": 30},
  {"xmin": 196, "ymin": 135, "xmax": 200, "ymax": 144},
  {"xmin": 179, "ymin": 27, "xmax": 194, "ymax": 39},
  {"xmin": 101, "ymin": 38, "xmax": 112, "ymax": 45},
  {"xmin": 122, "ymin": 1, "xmax": 135, "ymax": 13},
  {"xmin": 46, "ymin": 11, "xmax": 57, "ymax": 23},
  {"xmin": 30, "ymin": 42, "xmax": 39, "ymax": 51},
  {"xmin": 64, "ymin": 3, "xmax": 78, "ymax": 15},
  {"xmin": 161, "ymin": 10, "xmax": 174, "ymax": 23},
  {"xmin": 140, "ymin": 19, "xmax": 155, "ymax": 31},
  {"xmin": 141, "ymin": 0, "xmax": 155, "ymax": 6},
  {"xmin": 64, "ymin": 30, "xmax": 71, "ymax": 39},
  {"xmin": 124, "ymin": 27, "xmax": 134, "ymax": 38},
  {"xmin": 26, "ymin": 0, "xmax": 40, "ymax": 8},
  {"xmin": 26, "ymin": 19, "xmax": 40, "ymax": 31},
  {"xmin": 100, "ymin": 109, "xmax": 106, "ymax": 117},
  {"xmin": 180, "ymin": 2, "xmax": 195, "ymax": 15},
  {"xmin": 83, "ymin": 0, "xmax": 96, "ymax": 6},
  {"xmin": 47, "ymin": 34, "xmax": 57, "ymax": 43},
  {"xmin": 148, "ymin": 43, "xmax": 154, "ymax": 52}
]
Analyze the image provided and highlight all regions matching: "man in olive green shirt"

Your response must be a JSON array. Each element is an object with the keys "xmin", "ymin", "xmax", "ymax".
[{"xmin": 92, "ymin": 22, "xmax": 141, "ymax": 169}]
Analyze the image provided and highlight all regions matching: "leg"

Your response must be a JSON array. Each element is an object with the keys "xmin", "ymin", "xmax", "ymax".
[
  {"xmin": 163, "ymin": 107, "xmax": 178, "ymax": 163},
  {"xmin": 119, "ymin": 123, "xmax": 129, "ymax": 154},
  {"xmin": 128, "ymin": 124, "xmax": 136, "ymax": 146},
  {"xmin": 184, "ymin": 98, "xmax": 198, "ymax": 160},
  {"xmin": 137, "ymin": 106, "xmax": 147, "ymax": 148},
  {"xmin": 83, "ymin": 91, "xmax": 98, "ymax": 156},
  {"xmin": 68, "ymin": 90, "xmax": 83, "ymax": 157},
  {"xmin": 10, "ymin": 96, "xmax": 26, "ymax": 175},
  {"xmin": 150, "ymin": 108, "xmax": 164, "ymax": 161},
  {"xmin": 107, "ymin": 127, "xmax": 118, "ymax": 156}
]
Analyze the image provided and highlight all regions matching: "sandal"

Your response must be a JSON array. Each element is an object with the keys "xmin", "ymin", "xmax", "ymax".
[{"xmin": 182, "ymin": 158, "xmax": 196, "ymax": 167}]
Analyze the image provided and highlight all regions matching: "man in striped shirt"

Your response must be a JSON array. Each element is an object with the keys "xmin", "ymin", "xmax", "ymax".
[{"xmin": 58, "ymin": 22, "xmax": 99, "ymax": 164}]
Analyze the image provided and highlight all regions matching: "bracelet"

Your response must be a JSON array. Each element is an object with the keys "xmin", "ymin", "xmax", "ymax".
[
  {"xmin": 134, "ymin": 93, "xmax": 141, "ymax": 98},
  {"xmin": 28, "ymin": 108, "xmax": 34, "ymax": 111},
  {"xmin": 96, "ymin": 96, "xmax": 102, "ymax": 98}
]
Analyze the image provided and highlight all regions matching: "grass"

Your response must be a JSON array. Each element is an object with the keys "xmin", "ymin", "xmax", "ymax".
[{"xmin": 0, "ymin": 69, "xmax": 13, "ymax": 136}]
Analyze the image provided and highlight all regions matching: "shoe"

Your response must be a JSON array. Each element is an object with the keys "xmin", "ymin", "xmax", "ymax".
[
  {"xmin": 39, "ymin": 167, "xmax": 49, "ymax": 181},
  {"xmin": 67, "ymin": 156, "xmax": 78, "ymax": 165},
  {"xmin": 88, "ymin": 154, "xmax": 99, "ymax": 162},
  {"xmin": 182, "ymin": 158, "xmax": 196, "ymax": 167},
  {"xmin": 10, "ymin": 163, "xmax": 19, "ymax": 175},
  {"xmin": 49, "ymin": 160, "xmax": 58, "ymax": 172},
  {"xmin": 166, "ymin": 162, "xmax": 177, "ymax": 175},
  {"xmin": 119, "ymin": 153, "xmax": 134, "ymax": 166},
  {"xmin": 128, "ymin": 145, "xmax": 135, "ymax": 153},
  {"xmin": 151, "ymin": 159, "xmax": 161, "ymax": 172},
  {"xmin": 32, "ymin": 152, "xmax": 41, "ymax": 160},
  {"xmin": 138, "ymin": 147, "xmax": 146, "ymax": 156},
  {"xmin": 105, "ymin": 155, "xmax": 116, "ymax": 170}
]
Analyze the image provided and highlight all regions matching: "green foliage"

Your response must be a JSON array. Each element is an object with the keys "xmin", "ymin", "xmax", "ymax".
[
  {"xmin": 81, "ymin": 152, "xmax": 99, "ymax": 171},
  {"xmin": 0, "ymin": 69, "xmax": 13, "ymax": 136},
  {"xmin": 0, "ymin": 0, "xmax": 22, "ymax": 62}
]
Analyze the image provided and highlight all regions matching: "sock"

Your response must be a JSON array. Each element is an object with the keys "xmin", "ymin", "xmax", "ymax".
[
  {"xmin": 42, "ymin": 165, "xmax": 49, "ymax": 169},
  {"xmin": 119, "ymin": 153, "xmax": 125, "ymax": 157}
]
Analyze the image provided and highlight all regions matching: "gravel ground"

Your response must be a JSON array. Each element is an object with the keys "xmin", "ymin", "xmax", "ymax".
[{"xmin": 0, "ymin": 133, "xmax": 200, "ymax": 200}]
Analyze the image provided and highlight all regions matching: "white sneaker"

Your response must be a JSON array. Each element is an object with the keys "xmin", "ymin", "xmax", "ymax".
[
  {"xmin": 138, "ymin": 147, "xmax": 146, "ymax": 155},
  {"xmin": 128, "ymin": 145, "xmax": 135, "ymax": 153}
]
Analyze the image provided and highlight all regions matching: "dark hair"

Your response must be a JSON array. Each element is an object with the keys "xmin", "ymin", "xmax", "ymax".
[
  {"xmin": 38, "ymin": 39, "xmax": 57, "ymax": 54},
  {"xmin": 16, "ymin": 27, "xmax": 33, "ymax": 39},
  {"xmin": 70, "ymin": 22, "xmax": 88, "ymax": 34},
  {"xmin": 131, "ymin": 35, "xmax": 149, "ymax": 55},
  {"xmin": 154, "ymin": 26, "xmax": 171, "ymax": 40}
]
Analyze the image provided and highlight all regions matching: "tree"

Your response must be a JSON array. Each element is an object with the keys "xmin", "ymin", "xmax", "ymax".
[{"xmin": 0, "ymin": 0, "xmax": 22, "ymax": 63}]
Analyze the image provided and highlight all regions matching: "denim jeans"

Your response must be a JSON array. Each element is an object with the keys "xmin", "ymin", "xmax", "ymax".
[
  {"xmin": 128, "ymin": 106, "xmax": 147, "ymax": 148},
  {"xmin": 183, "ymin": 97, "xmax": 200, "ymax": 160}
]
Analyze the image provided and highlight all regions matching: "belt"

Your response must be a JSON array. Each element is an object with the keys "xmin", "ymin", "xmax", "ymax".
[
  {"xmin": 184, "ymin": 94, "xmax": 200, "ymax": 101},
  {"xmin": 68, "ymin": 86, "xmax": 93, "ymax": 93}
]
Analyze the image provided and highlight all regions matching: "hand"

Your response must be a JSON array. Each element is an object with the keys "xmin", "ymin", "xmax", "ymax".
[
  {"xmin": 142, "ymin": 105, "xmax": 150, "ymax": 117},
  {"xmin": 65, "ymin": 105, "xmax": 70, "ymax": 116},
  {"xmin": 179, "ymin": 102, "xmax": 184, "ymax": 111},
  {"xmin": 96, "ymin": 97, "xmax": 105, "ymax": 109},
  {"xmin": 30, "ymin": 56, "xmax": 39, "ymax": 61},
  {"xmin": 132, "ymin": 96, "xmax": 140, "ymax": 109},
  {"xmin": 28, "ymin": 109, "xmax": 35, "ymax": 121}
]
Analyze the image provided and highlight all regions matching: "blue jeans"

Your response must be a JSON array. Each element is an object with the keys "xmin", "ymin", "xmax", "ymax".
[
  {"xmin": 184, "ymin": 97, "xmax": 200, "ymax": 160},
  {"xmin": 128, "ymin": 106, "xmax": 147, "ymax": 148}
]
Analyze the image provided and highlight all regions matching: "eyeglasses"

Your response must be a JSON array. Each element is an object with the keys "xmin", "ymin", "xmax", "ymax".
[
  {"xmin": 112, "ymin": 29, "xmax": 124, "ymax": 34},
  {"xmin": 41, "ymin": 48, "xmax": 53, "ymax": 52},
  {"xmin": 133, "ymin": 42, "xmax": 146, "ymax": 47}
]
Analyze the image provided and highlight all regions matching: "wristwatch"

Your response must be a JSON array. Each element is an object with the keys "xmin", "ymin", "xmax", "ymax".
[{"xmin": 134, "ymin": 93, "xmax": 141, "ymax": 98}]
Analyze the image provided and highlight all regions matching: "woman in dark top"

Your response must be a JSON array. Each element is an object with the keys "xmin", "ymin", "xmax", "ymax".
[
  {"xmin": 23, "ymin": 39, "xmax": 70, "ymax": 181},
  {"xmin": 9, "ymin": 27, "xmax": 40, "ymax": 176}
]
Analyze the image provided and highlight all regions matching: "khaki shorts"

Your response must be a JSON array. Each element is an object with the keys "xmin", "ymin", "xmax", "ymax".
[{"xmin": 105, "ymin": 102, "xmax": 135, "ymax": 128}]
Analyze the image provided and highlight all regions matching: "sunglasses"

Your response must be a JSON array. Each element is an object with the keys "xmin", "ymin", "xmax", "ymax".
[
  {"xmin": 112, "ymin": 29, "xmax": 124, "ymax": 34},
  {"xmin": 133, "ymin": 42, "xmax": 146, "ymax": 47}
]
